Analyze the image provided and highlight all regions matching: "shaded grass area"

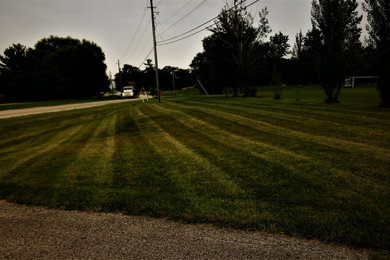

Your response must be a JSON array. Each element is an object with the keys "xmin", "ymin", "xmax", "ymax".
[{"xmin": 0, "ymin": 86, "xmax": 389, "ymax": 252}]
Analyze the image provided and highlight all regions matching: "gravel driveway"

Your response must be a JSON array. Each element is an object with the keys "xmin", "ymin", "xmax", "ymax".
[{"xmin": 0, "ymin": 201, "xmax": 368, "ymax": 259}]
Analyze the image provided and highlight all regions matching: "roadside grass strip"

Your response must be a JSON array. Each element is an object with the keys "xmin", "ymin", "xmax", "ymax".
[{"xmin": 0, "ymin": 87, "xmax": 389, "ymax": 251}]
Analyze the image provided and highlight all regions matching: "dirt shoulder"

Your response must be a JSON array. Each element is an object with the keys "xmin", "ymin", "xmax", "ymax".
[
  {"xmin": 0, "ymin": 201, "xmax": 368, "ymax": 259},
  {"xmin": 0, "ymin": 98, "xmax": 140, "ymax": 119}
]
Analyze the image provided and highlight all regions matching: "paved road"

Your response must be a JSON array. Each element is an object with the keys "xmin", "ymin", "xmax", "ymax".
[
  {"xmin": 0, "ymin": 201, "xmax": 367, "ymax": 259},
  {"xmin": 0, "ymin": 98, "xmax": 141, "ymax": 119}
]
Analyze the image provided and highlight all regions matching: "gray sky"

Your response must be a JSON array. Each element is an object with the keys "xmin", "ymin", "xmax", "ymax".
[{"xmin": 0, "ymin": 0, "xmax": 366, "ymax": 76}]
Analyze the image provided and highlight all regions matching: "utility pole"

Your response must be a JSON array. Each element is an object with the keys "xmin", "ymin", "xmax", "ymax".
[
  {"xmin": 149, "ymin": 0, "xmax": 161, "ymax": 103},
  {"xmin": 117, "ymin": 60, "xmax": 123, "ymax": 92},
  {"xmin": 172, "ymin": 69, "xmax": 176, "ymax": 91}
]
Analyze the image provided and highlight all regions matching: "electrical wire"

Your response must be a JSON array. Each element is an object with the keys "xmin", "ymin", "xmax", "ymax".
[
  {"xmin": 157, "ymin": 0, "xmax": 208, "ymax": 36},
  {"xmin": 157, "ymin": 21, "xmax": 186, "ymax": 61},
  {"xmin": 157, "ymin": 0, "xmax": 261, "ymax": 46},
  {"xmin": 131, "ymin": 17, "xmax": 152, "ymax": 57},
  {"xmin": 158, "ymin": 26, "xmax": 210, "ymax": 46},
  {"xmin": 157, "ymin": 0, "xmax": 249, "ymax": 44},
  {"xmin": 160, "ymin": 0, "xmax": 194, "ymax": 24},
  {"xmin": 138, "ymin": 48, "xmax": 154, "ymax": 69},
  {"xmin": 121, "ymin": 1, "xmax": 149, "ymax": 59}
]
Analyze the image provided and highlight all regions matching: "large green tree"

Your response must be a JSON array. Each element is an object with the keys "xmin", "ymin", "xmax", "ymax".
[
  {"xmin": 364, "ymin": 0, "xmax": 390, "ymax": 106},
  {"xmin": 0, "ymin": 36, "xmax": 109, "ymax": 101},
  {"xmin": 191, "ymin": 3, "xmax": 295, "ymax": 96},
  {"xmin": 208, "ymin": 1, "xmax": 260, "ymax": 96},
  {"xmin": 32, "ymin": 36, "xmax": 109, "ymax": 99},
  {"xmin": 0, "ymin": 44, "xmax": 32, "ymax": 100},
  {"xmin": 311, "ymin": 0, "xmax": 362, "ymax": 103},
  {"xmin": 291, "ymin": 29, "xmax": 322, "ymax": 85},
  {"xmin": 265, "ymin": 32, "xmax": 290, "ymax": 99}
]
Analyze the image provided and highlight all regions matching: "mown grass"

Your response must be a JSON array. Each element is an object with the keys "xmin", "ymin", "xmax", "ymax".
[{"xmin": 0, "ymin": 85, "xmax": 389, "ymax": 252}]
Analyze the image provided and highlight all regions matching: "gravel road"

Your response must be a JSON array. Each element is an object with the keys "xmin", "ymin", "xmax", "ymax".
[
  {"xmin": 0, "ymin": 98, "xmax": 141, "ymax": 119},
  {"xmin": 0, "ymin": 201, "xmax": 368, "ymax": 259}
]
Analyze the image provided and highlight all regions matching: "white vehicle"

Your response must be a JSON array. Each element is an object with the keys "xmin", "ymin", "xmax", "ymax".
[{"xmin": 121, "ymin": 86, "xmax": 135, "ymax": 98}]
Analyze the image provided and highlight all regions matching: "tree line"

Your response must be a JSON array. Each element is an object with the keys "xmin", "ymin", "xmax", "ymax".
[
  {"xmin": 0, "ymin": 36, "xmax": 109, "ymax": 102},
  {"xmin": 113, "ymin": 59, "xmax": 193, "ymax": 96},
  {"xmin": 191, "ymin": 0, "xmax": 389, "ymax": 106},
  {"xmin": 1, "ymin": 0, "xmax": 388, "ymax": 106}
]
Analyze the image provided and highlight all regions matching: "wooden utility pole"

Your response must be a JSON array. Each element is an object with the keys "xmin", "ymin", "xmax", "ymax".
[
  {"xmin": 117, "ymin": 60, "xmax": 123, "ymax": 92},
  {"xmin": 172, "ymin": 70, "xmax": 176, "ymax": 91},
  {"xmin": 149, "ymin": 0, "xmax": 161, "ymax": 103}
]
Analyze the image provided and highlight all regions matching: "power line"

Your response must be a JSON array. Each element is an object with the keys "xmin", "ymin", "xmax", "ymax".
[
  {"xmin": 121, "ymin": 18, "xmax": 152, "ymax": 68},
  {"xmin": 138, "ymin": 48, "xmax": 154, "ymax": 69},
  {"xmin": 121, "ymin": 1, "xmax": 149, "ymax": 59},
  {"xmin": 160, "ymin": 0, "xmax": 194, "ymax": 24},
  {"xmin": 158, "ymin": 0, "xmax": 250, "ymax": 45},
  {"xmin": 130, "ymin": 17, "xmax": 152, "ymax": 59},
  {"xmin": 157, "ymin": 0, "xmax": 208, "ymax": 37},
  {"xmin": 157, "ymin": 22, "xmax": 186, "ymax": 61},
  {"xmin": 157, "ymin": 0, "xmax": 261, "ymax": 46},
  {"xmin": 158, "ymin": 26, "xmax": 210, "ymax": 46},
  {"xmin": 157, "ymin": 14, "xmax": 215, "ymax": 43}
]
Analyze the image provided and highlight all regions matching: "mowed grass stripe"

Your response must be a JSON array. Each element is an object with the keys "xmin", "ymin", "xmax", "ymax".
[
  {"xmin": 0, "ymin": 117, "xmax": 103, "ymax": 206},
  {"xmin": 4, "ymin": 119, "xmax": 101, "ymax": 184},
  {"xmin": 0, "ymin": 115, "xmax": 87, "ymax": 152},
  {"xmin": 105, "ymin": 105, "xmax": 195, "ymax": 216},
  {"xmin": 151, "ymin": 101, "xmax": 390, "ymax": 248},
  {"xmin": 141, "ymin": 103, "xmax": 390, "ymax": 247},
  {"xmin": 0, "ymin": 124, "xmax": 85, "ymax": 178},
  {"xmin": 168, "ymin": 101, "xmax": 390, "ymax": 169},
  {"xmin": 223, "ymin": 96, "xmax": 390, "ymax": 131},
  {"xmin": 0, "ymin": 107, "xmax": 110, "ymax": 147},
  {"xmin": 205, "ymin": 88, "xmax": 390, "ymax": 121},
  {"xmin": 157, "ymin": 103, "xmax": 310, "ymax": 161},
  {"xmin": 185, "ymin": 97, "xmax": 390, "ymax": 132},
  {"xmin": 157, "ymin": 103, "xmax": 388, "ymax": 192},
  {"xmin": 135, "ymin": 106, "xmax": 245, "ymax": 196},
  {"xmin": 162, "ymin": 102, "xmax": 390, "ymax": 207},
  {"xmin": 138, "ymin": 105, "xmax": 287, "ymax": 225},
  {"xmin": 182, "ymin": 99, "xmax": 390, "ymax": 147},
  {"xmin": 141, "ymin": 105, "xmax": 330, "ymax": 205},
  {"xmin": 188, "ymin": 100, "xmax": 389, "ymax": 148},
  {"xmin": 58, "ymin": 113, "xmax": 118, "ymax": 186},
  {"xmin": 135, "ymin": 107, "xmax": 256, "ymax": 222}
]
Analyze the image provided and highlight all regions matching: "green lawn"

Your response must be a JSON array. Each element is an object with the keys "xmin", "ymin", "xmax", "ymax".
[{"xmin": 0, "ymin": 85, "xmax": 389, "ymax": 251}]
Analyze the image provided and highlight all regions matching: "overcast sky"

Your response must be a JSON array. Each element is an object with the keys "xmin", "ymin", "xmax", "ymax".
[{"xmin": 0, "ymin": 0, "xmax": 367, "ymax": 76}]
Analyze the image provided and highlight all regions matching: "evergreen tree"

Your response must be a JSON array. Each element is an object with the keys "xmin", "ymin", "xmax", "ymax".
[
  {"xmin": 0, "ymin": 44, "xmax": 31, "ymax": 100},
  {"xmin": 364, "ymin": 0, "xmax": 390, "ymax": 106},
  {"xmin": 311, "ymin": 0, "xmax": 362, "ymax": 103}
]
